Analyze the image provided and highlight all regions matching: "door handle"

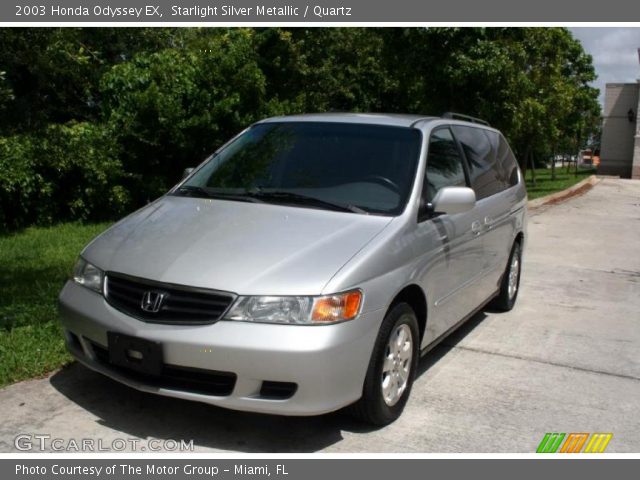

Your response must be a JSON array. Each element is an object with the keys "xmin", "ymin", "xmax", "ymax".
[
  {"xmin": 484, "ymin": 216, "xmax": 494, "ymax": 228},
  {"xmin": 471, "ymin": 220, "xmax": 482, "ymax": 235}
]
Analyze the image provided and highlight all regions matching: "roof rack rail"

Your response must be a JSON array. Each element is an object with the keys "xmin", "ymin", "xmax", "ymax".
[{"xmin": 441, "ymin": 112, "xmax": 490, "ymax": 126}]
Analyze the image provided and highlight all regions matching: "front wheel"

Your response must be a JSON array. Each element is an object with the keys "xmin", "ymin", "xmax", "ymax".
[{"xmin": 349, "ymin": 303, "xmax": 419, "ymax": 426}]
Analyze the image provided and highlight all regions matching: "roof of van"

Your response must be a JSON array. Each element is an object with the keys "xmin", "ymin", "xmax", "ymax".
[{"xmin": 256, "ymin": 113, "xmax": 439, "ymax": 128}]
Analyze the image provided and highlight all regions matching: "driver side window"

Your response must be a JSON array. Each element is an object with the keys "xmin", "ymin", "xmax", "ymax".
[{"xmin": 422, "ymin": 128, "xmax": 467, "ymax": 203}]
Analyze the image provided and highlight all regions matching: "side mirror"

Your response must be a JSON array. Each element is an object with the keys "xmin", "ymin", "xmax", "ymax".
[
  {"xmin": 431, "ymin": 186, "xmax": 476, "ymax": 215},
  {"xmin": 182, "ymin": 167, "xmax": 194, "ymax": 180}
]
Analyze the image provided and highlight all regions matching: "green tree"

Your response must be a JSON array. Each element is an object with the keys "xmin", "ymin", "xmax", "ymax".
[
  {"xmin": 0, "ymin": 27, "xmax": 601, "ymax": 230},
  {"xmin": 99, "ymin": 29, "xmax": 271, "ymax": 204}
]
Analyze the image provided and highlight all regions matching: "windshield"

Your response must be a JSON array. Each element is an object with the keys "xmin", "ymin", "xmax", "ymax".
[{"xmin": 176, "ymin": 122, "xmax": 422, "ymax": 215}]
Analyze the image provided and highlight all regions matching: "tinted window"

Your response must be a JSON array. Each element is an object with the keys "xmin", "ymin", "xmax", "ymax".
[
  {"xmin": 422, "ymin": 128, "xmax": 467, "ymax": 202},
  {"xmin": 181, "ymin": 122, "xmax": 422, "ymax": 215},
  {"xmin": 499, "ymin": 134, "xmax": 520, "ymax": 187},
  {"xmin": 484, "ymin": 130, "xmax": 520, "ymax": 189},
  {"xmin": 452, "ymin": 125, "xmax": 503, "ymax": 200}
]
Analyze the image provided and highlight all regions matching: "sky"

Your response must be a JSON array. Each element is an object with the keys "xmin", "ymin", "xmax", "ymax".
[{"xmin": 570, "ymin": 27, "xmax": 640, "ymax": 107}]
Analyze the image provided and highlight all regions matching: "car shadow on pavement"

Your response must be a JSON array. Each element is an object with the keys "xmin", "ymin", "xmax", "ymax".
[
  {"xmin": 416, "ymin": 311, "xmax": 488, "ymax": 377},
  {"xmin": 48, "ymin": 310, "xmax": 488, "ymax": 453}
]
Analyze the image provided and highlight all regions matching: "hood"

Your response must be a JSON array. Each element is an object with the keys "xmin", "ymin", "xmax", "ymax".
[{"xmin": 83, "ymin": 196, "xmax": 393, "ymax": 295}]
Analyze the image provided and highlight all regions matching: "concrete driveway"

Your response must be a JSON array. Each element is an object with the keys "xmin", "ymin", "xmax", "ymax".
[{"xmin": 1, "ymin": 178, "xmax": 639, "ymax": 453}]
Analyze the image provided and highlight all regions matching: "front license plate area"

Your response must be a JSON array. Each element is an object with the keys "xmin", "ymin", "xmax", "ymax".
[{"xmin": 107, "ymin": 332, "xmax": 163, "ymax": 376}]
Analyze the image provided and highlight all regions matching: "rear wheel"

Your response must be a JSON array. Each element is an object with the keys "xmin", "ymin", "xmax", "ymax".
[
  {"xmin": 349, "ymin": 303, "xmax": 419, "ymax": 426},
  {"xmin": 491, "ymin": 240, "xmax": 522, "ymax": 311}
]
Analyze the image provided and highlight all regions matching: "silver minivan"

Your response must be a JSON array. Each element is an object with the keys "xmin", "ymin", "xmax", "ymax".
[{"xmin": 59, "ymin": 113, "xmax": 526, "ymax": 425}]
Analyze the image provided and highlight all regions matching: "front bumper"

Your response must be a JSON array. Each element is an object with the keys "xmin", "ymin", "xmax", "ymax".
[{"xmin": 58, "ymin": 281, "xmax": 384, "ymax": 416}]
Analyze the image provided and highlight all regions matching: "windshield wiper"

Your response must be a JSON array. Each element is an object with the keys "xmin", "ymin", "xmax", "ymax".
[
  {"xmin": 175, "ymin": 185, "xmax": 214, "ymax": 197},
  {"xmin": 175, "ymin": 185, "xmax": 264, "ymax": 203},
  {"xmin": 176, "ymin": 186, "xmax": 367, "ymax": 213},
  {"xmin": 247, "ymin": 190, "xmax": 367, "ymax": 214}
]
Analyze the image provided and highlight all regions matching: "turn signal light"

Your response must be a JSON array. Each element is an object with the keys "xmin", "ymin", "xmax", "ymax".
[{"xmin": 311, "ymin": 290, "xmax": 362, "ymax": 323}]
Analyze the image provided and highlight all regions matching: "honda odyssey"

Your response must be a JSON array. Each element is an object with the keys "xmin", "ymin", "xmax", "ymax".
[{"xmin": 59, "ymin": 112, "xmax": 527, "ymax": 425}]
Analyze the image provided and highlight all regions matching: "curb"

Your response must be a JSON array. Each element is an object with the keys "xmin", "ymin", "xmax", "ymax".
[{"xmin": 527, "ymin": 174, "xmax": 600, "ymax": 210}]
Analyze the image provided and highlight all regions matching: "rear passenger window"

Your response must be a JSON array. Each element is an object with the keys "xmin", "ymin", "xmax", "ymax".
[
  {"xmin": 452, "ymin": 125, "xmax": 504, "ymax": 200},
  {"xmin": 484, "ymin": 130, "xmax": 520, "ymax": 189},
  {"xmin": 422, "ymin": 128, "xmax": 467, "ymax": 202}
]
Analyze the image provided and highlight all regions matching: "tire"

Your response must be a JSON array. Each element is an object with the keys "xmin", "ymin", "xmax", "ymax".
[
  {"xmin": 491, "ymin": 240, "xmax": 522, "ymax": 312},
  {"xmin": 349, "ymin": 302, "xmax": 420, "ymax": 426}
]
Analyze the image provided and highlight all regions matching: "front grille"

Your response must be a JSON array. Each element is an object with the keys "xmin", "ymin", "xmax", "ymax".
[
  {"xmin": 90, "ymin": 342, "xmax": 236, "ymax": 396},
  {"xmin": 105, "ymin": 272, "xmax": 234, "ymax": 324}
]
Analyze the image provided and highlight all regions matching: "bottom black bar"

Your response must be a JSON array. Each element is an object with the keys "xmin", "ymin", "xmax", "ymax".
[{"xmin": 3, "ymin": 459, "xmax": 637, "ymax": 480}]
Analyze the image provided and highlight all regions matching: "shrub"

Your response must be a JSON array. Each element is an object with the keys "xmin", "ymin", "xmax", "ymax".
[{"xmin": 0, "ymin": 122, "xmax": 128, "ymax": 230}]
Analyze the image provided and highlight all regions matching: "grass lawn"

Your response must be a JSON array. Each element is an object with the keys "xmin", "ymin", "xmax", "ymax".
[
  {"xmin": 0, "ymin": 222, "xmax": 111, "ymax": 387},
  {"xmin": 525, "ymin": 166, "xmax": 597, "ymax": 200}
]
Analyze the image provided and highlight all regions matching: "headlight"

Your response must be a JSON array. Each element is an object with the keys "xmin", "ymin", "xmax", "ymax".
[
  {"xmin": 224, "ymin": 290, "xmax": 362, "ymax": 325},
  {"xmin": 72, "ymin": 257, "xmax": 104, "ymax": 293}
]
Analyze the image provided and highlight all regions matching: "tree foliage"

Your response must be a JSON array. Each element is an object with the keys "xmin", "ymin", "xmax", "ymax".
[
  {"xmin": 0, "ymin": 27, "xmax": 600, "ymax": 230},
  {"xmin": 0, "ymin": 122, "xmax": 126, "ymax": 229}
]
